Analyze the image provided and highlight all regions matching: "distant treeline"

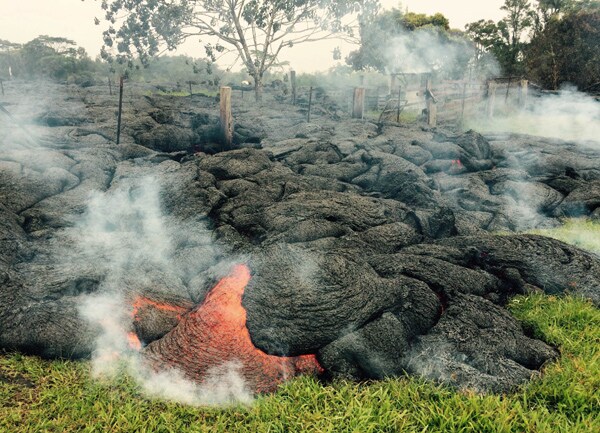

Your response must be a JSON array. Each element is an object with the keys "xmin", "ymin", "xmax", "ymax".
[{"xmin": 0, "ymin": 35, "xmax": 229, "ymax": 88}]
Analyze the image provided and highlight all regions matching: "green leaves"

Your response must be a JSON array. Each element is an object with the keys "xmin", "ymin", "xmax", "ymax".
[{"xmin": 89, "ymin": 0, "xmax": 378, "ymax": 97}]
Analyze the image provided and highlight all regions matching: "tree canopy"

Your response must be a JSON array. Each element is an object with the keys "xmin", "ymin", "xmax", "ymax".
[
  {"xmin": 526, "ymin": 7, "xmax": 600, "ymax": 90},
  {"xmin": 347, "ymin": 7, "xmax": 472, "ymax": 79},
  {"xmin": 465, "ymin": 0, "xmax": 600, "ymax": 89},
  {"xmin": 0, "ymin": 36, "xmax": 97, "ymax": 83},
  {"xmin": 89, "ymin": 0, "xmax": 379, "ymax": 99}
]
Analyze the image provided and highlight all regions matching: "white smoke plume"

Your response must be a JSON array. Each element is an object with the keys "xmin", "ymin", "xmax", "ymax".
[
  {"xmin": 75, "ymin": 175, "xmax": 254, "ymax": 406},
  {"xmin": 470, "ymin": 87, "xmax": 600, "ymax": 144},
  {"xmin": 385, "ymin": 29, "xmax": 472, "ymax": 75}
]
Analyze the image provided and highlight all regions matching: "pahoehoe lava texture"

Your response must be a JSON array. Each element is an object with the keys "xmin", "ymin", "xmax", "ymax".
[{"xmin": 1, "ymin": 82, "xmax": 599, "ymax": 393}]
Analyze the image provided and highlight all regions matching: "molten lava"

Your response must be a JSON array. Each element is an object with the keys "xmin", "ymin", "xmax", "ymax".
[
  {"xmin": 127, "ymin": 332, "xmax": 142, "ymax": 351},
  {"xmin": 131, "ymin": 297, "xmax": 188, "ymax": 320},
  {"xmin": 143, "ymin": 264, "xmax": 323, "ymax": 394}
]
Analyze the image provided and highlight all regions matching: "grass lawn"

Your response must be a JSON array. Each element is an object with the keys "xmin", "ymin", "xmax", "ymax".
[
  {"xmin": 1, "ymin": 219, "xmax": 599, "ymax": 432},
  {"xmin": 1, "ymin": 294, "xmax": 598, "ymax": 432}
]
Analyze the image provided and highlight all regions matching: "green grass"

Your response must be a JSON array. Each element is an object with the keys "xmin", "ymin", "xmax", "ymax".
[
  {"xmin": 529, "ymin": 218, "xmax": 600, "ymax": 255},
  {"xmin": 1, "ymin": 294, "xmax": 598, "ymax": 432}
]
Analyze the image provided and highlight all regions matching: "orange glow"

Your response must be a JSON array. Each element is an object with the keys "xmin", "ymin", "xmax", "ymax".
[
  {"xmin": 127, "ymin": 332, "xmax": 142, "ymax": 351},
  {"xmin": 144, "ymin": 264, "xmax": 324, "ymax": 394},
  {"xmin": 131, "ymin": 297, "xmax": 188, "ymax": 321}
]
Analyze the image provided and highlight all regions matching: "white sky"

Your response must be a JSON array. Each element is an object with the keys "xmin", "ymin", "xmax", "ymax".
[{"xmin": 0, "ymin": 1, "xmax": 505, "ymax": 72}]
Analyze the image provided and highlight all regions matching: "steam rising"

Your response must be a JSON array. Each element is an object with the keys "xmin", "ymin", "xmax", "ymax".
[
  {"xmin": 470, "ymin": 88, "xmax": 600, "ymax": 144},
  {"xmin": 384, "ymin": 28, "xmax": 476, "ymax": 76},
  {"xmin": 76, "ymin": 176, "xmax": 253, "ymax": 406}
]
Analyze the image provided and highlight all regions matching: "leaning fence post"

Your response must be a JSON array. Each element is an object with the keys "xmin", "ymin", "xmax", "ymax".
[
  {"xmin": 307, "ymin": 86, "xmax": 313, "ymax": 122},
  {"xmin": 290, "ymin": 70, "xmax": 297, "ymax": 105},
  {"xmin": 116, "ymin": 75, "xmax": 124, "ymax": 144},
  {"xmin": 460, "ymin": 81, "xmax": 468, "ymax": 127},
  {"xmin": 389, "ymin": 74, "xmax": 397, "ymax": 95},
  {"xmin": 352, "ymin": 87, "xmax": 365, "ymax": 119},
  {"xmin": 396, "ymin": 87, "xmax": 402, "ymax": 123},
  {"xmin": 1, "ymin": 79, "xmax": 5, "ymax": 96},
  {"xmin": 220, "ymin": 86, "xmax": 233, "ymax": 151},
  {"xmin": 486, "ymin": 80, "xmax": 497, "ymax": 119},
  {"xmin": 425, "ymin": 79, "xmax": 437, "ymax": 127},
  {"xmin": 519, "ymin": 79, "xmax": 528, "ymax": 108}
]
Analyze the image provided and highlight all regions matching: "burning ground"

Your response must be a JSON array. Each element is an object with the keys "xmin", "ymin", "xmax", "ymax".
[{"xmin": 0, "ymin": 81, "xmax": 599, "ymax": 399}]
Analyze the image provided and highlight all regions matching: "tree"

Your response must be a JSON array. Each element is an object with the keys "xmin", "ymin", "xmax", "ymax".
[
  {"xmin": 89, "ymin": 0, "xmax": 379, "ymax": 100},
  {"xmin": 0, "ymin": 36, "xmax": 99, "ymax": 83},
  {"xmin": 20, "ymin": 36, "xmax": 92, "ymax": 81},
  {"xmin": 526, "ymin": 8, "xmax": 600, "ymax": 89},
  {"xmin": 346, "ymin": 7, "xmax": 469, "ymax": 78},
  {"xmin": 0, "ymin": 39, "xmax": 22, "ymax": 79},
  {"xmin": 465, "ymin": 0, "xmax": 600, "ymax": 87},
  {"xmin": 465, "ymin": 0, "xmax": 533, "ymax": 77},
  {"xmin": 500, "ymin": 0, "xmax": 534, "ymax": 76}
]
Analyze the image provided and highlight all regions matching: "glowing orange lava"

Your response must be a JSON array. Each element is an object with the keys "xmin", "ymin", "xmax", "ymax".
[
  {"xmin": 131, "ymin": 297, "xmax": 188, "ymax": 321},
  {"xmin": 127, "ymin": 332, "xmax": 142, "ymax": 351},
  {"xmin": 143, "ymin": 264, "xmax": 323, "ymax": 394}
]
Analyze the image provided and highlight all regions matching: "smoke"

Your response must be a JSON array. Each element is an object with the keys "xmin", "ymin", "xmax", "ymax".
[
  {"xmin": 384, "ymin": 28, "xmax": 470, "ymax": 76},
  {"xmin": 469, "ymin": 87, "xmax": 600, "ymax": 144},
  {"xmin": 74, "ymin": 175, "xmax": 254, "ymax": 406},
  {"xmin": 529, "ymin": 219, "xmax": 600, "ymax": 256}
]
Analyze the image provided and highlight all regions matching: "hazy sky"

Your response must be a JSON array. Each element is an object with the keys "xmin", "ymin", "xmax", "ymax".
[{"xmin": 0, "ymin": 1, "xmax": 505, "ymax": 72}]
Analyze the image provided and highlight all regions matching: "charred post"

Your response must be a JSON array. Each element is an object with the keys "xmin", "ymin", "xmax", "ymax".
[
  {"xmin": 519, "ymin": 80, "xmax": 529, "ymax": 108},
  {"xmin": 291, "ymin": 70, "xmax": 297, "ymax": 105},
  {"xmin": 425, "ymin": 79, "xmax": 437, "ymax": 127},
  {"xmin": 116, "ymin": 76, "xmax": 124, "ymax": 145},
  {"xmin": 487, "ymin": 81, "xmax": 497, "ymax": 118},
  {"xmin": 389, "ymin": 74, "xmax": 397, "ymax": 95},
  {"xmin": 352, "ymin": 87, "xmax": 365, "ymax": 119},
  {"xmin": 307, "ymin": 86, "xmax": 313, "ymax": 122},
  {"xmin": 460, "ymin": 81, "xmax": 468, "ymax": 127},
  {"xmin": 220, "ymin": 86, "xmax": 233, "ymax": 151},
  {"xmin": 397, "ymin": 87, "xmax": 402, "ymax": 123}
]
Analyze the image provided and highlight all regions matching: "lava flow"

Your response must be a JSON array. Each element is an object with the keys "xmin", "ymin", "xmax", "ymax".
[{"xmin": 142, "ymin": 264, "xmax": 323, "ymax": 394}]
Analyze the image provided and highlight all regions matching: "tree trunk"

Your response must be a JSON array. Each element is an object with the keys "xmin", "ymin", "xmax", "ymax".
[{"xmin": 254, "ymin": 76, "xmax": 263, "ymax": 102}]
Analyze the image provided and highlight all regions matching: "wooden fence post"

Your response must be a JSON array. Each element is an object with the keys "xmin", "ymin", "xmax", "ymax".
[
  {"xmin": 0, "ymin": 79, "xmax": 4, "ymax": 96},
  {"xmin": 189, "ymin": 81, "xmax": 193, "ymax": 99},
  {"xmin": 389, "ymin": 74, "xmax": 397, "ymax": 95},
  {"xmin": 460, "ymin": 82, "xmax": 468, "ymax": 127},
  {"xmin": 425, "ymin": 79, "xmax": 437, "ymax": 127},
  {"xmin": 396, "ymin": 87, "xmax": 402, "ymax": 123},
  {"xmin": 290, "ymin": 70, "xmax": 297, "ymax": 105},
  {"xmin": 307, "ymin": 86, "xmax": 313, "ymax": 122},
  {"xmin": 519, "ymin": 79, "xmax": 528, "ymax": 108},
  {"xmin": 116, "ymin": 76, "xmax": 124, "ymax": 145},
  {"xmin": 108, "ymin": 77, "xmax": 112, "ymax": 96},
  {"xmin": 352, "ymin": 87, "xmax": 365, "ymax": 119},
  {"xmin": 486, "ymin": 81, "xmax": 497, "ymax": 118},
  {"xmin": 220, "ymin": 86, "xmax": 233, "ymax": 151}
]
